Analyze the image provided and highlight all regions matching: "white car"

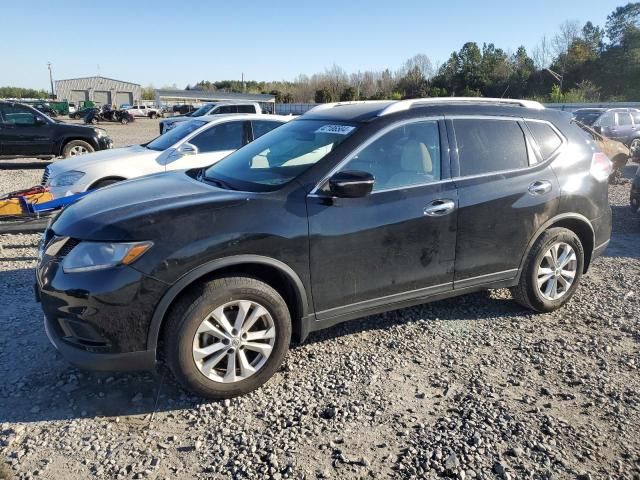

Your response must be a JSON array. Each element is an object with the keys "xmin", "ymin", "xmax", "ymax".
[{"xmin": 43, "ymin": 114, "xmax": 291, "ymax": 198}]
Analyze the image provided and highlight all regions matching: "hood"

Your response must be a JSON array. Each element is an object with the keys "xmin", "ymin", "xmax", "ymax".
[
  {"xmin": 47, "ymin": 145, "xmax": 157, "ymax": 176},
  {"xmin": 51, "ymin": 171, "xmax": 247, "ymax": 241}
]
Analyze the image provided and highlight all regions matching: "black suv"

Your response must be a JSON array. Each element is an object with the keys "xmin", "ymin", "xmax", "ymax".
[
  {"xmin": 0, "ymin": 101, "xmax": 113, "ymax": 159},
  {"xmin": 36, "ymin": 99, "xmax": 612, "ymax": 399}
]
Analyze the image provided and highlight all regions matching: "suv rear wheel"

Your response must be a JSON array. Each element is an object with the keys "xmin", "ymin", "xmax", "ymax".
[
  {"xmin": 511, "ymin": 227, "xmax": 584, "ymax": 312},
  {"xmin": 62, "ymin": 140, "xmax": 94, "ymax": 157},
  {"xmin": 164, "ymin": 277, "xmax": 291, "ymax": 399}
]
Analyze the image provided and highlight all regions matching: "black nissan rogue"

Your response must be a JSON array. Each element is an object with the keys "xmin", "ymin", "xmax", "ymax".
[{"xmin": 36, "ymin": 98, "xmax": 612, "ymax": 399}]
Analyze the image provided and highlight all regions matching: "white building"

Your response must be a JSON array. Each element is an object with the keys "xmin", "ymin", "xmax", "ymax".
[{"xmin": 55, "ymin": 76, "xmax": 141, "ymax": 106}]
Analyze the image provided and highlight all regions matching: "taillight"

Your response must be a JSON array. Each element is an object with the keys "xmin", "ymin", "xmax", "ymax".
[{"xmin": 590, "ymin": 152, "xmax": 612, "ymax": 182}]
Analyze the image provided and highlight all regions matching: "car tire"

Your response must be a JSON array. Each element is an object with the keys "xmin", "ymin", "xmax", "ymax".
[
  {"xmin": 510, "ymin": 227, "xmax": 584, "ymax": 312},
  {"xmin": 164, "ymin": 276, "xmax": 291, "ymax": 399},
  {"xmin": 91, "ymin": 178, "xmax": 122, "ymax": 190},
  {"xmin": 121, "ymin": 117, "xmax": 129, "ymax": 125},
  {"xmin": 62, "ymin": 140, "xmax": 95, "ymax": 158},
  {"xmin": 149, "ymin": 112, "xmax": 157, "ymax": 119},
  {"xmin": 630, "ymin": 138, "xmax": 640, "ymax": 158}
]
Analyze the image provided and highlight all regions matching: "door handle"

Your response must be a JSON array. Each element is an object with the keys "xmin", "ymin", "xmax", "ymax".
[
  {"xmin": 528, "ymin": 180, "xmax": 552, "ymax": 195},
  {"xmin": 424, "ymin": 199, "xmax": 456, "ymax": 217}
]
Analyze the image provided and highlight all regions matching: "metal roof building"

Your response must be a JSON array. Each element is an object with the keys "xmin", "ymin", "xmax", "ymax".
[
  {"xmin": 55, "ymin": 76, "xmax": 141, "ymax": 106},
  {"xmin": 155, "ymin": 89, "xmax": 276, "ymax": 112}
]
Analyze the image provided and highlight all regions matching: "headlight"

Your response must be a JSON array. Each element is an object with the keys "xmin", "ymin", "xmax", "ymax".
[
  {"xmin": 50, "ymin": 170, "xmax": 85, "ymax": 187},
  {"xmin": 93, "ymin": 128, "xmax": 106, "ymax": 137},
  {"xmin": 62, "ymin": 241, "xmax": 153, "ymax": 273}
]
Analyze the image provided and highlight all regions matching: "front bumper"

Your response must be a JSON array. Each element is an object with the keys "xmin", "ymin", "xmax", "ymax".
[
  {"xmin": 44, "ymin": 315, "xmax": 155, "ymax": 370},
  {"xmin": 36, "ymin": 235, "xmax": 168, "ymax": 371},
  {"xmin": 98, "ymin": 136, "xmax": 114, "ymax": 150}
]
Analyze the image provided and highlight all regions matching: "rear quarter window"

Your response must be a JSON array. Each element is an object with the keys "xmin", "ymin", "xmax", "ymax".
[
  {"xmin": 453, "ymin": 118, "xmax": 529, "ymax": 176},
  {"xmin": 525, "ymin": 121, "xmax": 563, "ymax": 159}
]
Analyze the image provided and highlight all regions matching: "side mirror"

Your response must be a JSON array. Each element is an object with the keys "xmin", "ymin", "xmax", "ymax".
[
  {"xmin": 34, "ymin": 116, "xmax": 47, "ymax": 126},
  {"xmin": 177, "ymin": 142, "xmax": 199, "ymax": 156},
  {"xmin": 593, "ymin": 125, "xmax": 602, "ymax": 134},
  {"xmin": 329, "ymin": 170, "xmax": 374, "ymax": 198}
]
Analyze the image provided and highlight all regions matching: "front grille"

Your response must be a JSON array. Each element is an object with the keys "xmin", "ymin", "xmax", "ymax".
[{"xmin": 41, "ymin": 166, "xmax": 51, "ymax": 185}]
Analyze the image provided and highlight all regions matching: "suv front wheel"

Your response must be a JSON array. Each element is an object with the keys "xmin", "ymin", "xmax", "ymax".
[
  {"xmin": 164, "ymin": 277, "xmax": 291, "ymax": 399},
  {"xmin": 511, "ymin": 227, "xmax": 584, "ymax": 312}
]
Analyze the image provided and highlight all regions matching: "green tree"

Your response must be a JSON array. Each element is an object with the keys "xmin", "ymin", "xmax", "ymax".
[
  {"xmin": 315, "ymin": 87, "xmax": 333, "ymax": 103},
  {"xmin": 141, "ymin": 85, "xmax": 155, "ymax": 101},
  {"xmin": 606, "ymin": 2, "xmax": 640, "ymax": 45},
  {"xmin": 339, "ymin": 87, "xmax": 358, "ymax": 101}
]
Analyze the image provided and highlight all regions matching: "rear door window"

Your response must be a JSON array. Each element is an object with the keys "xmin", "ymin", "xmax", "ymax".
[
  {"xmin": 525, "ymin": 121, "xmax": 563, "ymax": 159},
  {"xmin": 616, "ymin": 112, "xmax": 633, "ymax": 126},
  {"xmin": 190, "ymin": 121, "xmax": 246, "ymax": 152},
  {"xmin": 252, "ymin": 120, "xmax": 283, "ymax": 139},
  {"xmin": 453, "ymin": 119, "xmax": 529, "ymax": 176},
  {"xmin": 237, "ymin": 105, "xmax": 256, "ymax": 113}
]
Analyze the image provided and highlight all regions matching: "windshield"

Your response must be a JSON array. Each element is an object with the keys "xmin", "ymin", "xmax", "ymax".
[
  {"xmin": 191, "ymin": 104, "xmax": 214, "ymax": 117},
  {"xmin": 573, "ymin": 111, "xmax": 601, "ymax": 126},
  {"xmin": 204, "ymin": 119, "xmax": 357, "ymax": 191},
  {"xmin": 146, "ymin": 120, "xmax": 207, "ymax": 151}
]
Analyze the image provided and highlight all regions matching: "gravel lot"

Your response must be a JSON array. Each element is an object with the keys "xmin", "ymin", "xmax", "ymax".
[{"xmin": 0, "ymin": 158, "xmax": 639, "ymax": 479}]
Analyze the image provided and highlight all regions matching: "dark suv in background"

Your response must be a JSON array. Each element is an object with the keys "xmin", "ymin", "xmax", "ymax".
[
  {"xmin": 36, "ymin": 98, "xmax": 612, "ymax": 399},
  {"xmin": 0, "ymin": 101, "xmax": 113, "ymax": 159},
  {"xmin": 573, "ymin": 107, "xmax": 640, "ymax": 157}
]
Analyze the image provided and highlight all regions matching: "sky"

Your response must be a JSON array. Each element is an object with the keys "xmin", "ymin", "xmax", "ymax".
[{"xmin": 0, "ymin": 0, "xmax": 622, "ymax": 90}]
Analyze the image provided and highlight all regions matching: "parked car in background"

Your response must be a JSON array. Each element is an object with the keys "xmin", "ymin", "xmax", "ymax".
[
  {"xmin": 573, "ymin": 107, "xmax": 640, "ymax": 157},
  {"xmin": 0, "ymin": 101, "xmax": 112, "ymax": 160},
  {"xmin": 573, "ymin": 119, "xmax": 631, "ymax": 182},
  {"xmin": 173, "ymin": 104, "xmax": 198, "ymax": 115},
  {"xmin": 36, "ymin": 98, "xmax": 612, "ymax": 399},
  {"xmin": 42, "ymin": 114, "xmax": 290, "ymax": 197},
  {"xmin": 160, "ymin": 102, "xmax": 263, "ymax": 133},
  {"xmin": 69, "ymin": 106, "xmax": 98, "ymax": 120},
  {"xmin": 126, "ymin": 104, "xmax": 163, "ymax": 119},
  {"xmin": 120, "ymin": 103, "xmax": 132, "ymax": 110},
  {"xmin": 33, "ymin": 103, "xmax": 58, "ymax": 117}
]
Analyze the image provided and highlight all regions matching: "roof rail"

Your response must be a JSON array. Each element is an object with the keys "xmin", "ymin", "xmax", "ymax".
[
  {"xmin": 378, "ymin": 97, "xmax": 545, "ymax": 116},
  {"xmin": 305, "ymin": 100, "xmax": 391, "ymax": 114}
]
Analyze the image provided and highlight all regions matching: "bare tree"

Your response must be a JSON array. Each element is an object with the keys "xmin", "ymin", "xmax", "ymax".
[
  {"xmin": 532, "ymin": 35, "xmax": 552, "ymax": 70},
  {"xmin": 552, "ymin": 20, "xmax": 581, "ymax": 88},
  {"xmin": 400, "ymin": 54, "xmax": 434, "ymax": 80}
]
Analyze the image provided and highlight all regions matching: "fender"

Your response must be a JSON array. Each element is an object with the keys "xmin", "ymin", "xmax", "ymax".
[
  {"xmin": 146, "ymin": 254, "xmax": 310, "ymax": 351},
  {"xmin": 516, "ymin": 212, "xmax": 595, "ymax": 279}
]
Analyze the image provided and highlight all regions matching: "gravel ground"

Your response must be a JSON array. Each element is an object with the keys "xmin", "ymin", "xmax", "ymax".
[{"xmin": 0, "ymin": 167, "xmax": 639, "ymax": 479}]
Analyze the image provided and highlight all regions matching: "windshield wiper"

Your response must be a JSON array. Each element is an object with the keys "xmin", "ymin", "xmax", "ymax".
[{"xmin": 202, "ymin": 175, "xmax": 236, "ymax": 190}]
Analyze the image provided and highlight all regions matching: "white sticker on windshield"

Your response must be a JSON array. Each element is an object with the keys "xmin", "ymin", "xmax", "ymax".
[{"xmin": 315, "ymin": 124, "xmax": 355, "ymax": 135}]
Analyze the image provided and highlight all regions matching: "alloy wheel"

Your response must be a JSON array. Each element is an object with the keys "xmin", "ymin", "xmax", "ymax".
[
  {"xmin": 69, "ymin": 145, "xmax": 88, "ymax": 156},
  {"xmin": 536, "ymin": 242, "xmax": 577, "ymax": 300},
  {"xmin": 192, "ymin": 300, "xmax": 276, "ymax": 383},
  {"xmin": 631, "ymin": 139, "xmax": 640, "ymax": 157}
]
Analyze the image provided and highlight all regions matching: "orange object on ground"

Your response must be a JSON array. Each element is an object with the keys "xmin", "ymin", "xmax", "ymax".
[{"xmin": 0, "ymin": 187, "xmax": 54, "ymax": 216}]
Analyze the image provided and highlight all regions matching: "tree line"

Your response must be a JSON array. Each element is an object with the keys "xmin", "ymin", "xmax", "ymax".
[
  {"xmin": 2, "ymin": 3, "xmax": 638, "ymax": 104},
  {"xmin": 189, "ymin": 2, "xmax": 639, "ymax": 104}
]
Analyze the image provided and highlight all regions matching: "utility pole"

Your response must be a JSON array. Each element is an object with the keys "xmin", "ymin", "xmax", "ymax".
[
  {"xmin": 241, "ymin": 72, "xmax": 245, "ymax": 93},
  {"xmin": 47, "ymin": 62, "xmax": 55, "ymax": 99}
]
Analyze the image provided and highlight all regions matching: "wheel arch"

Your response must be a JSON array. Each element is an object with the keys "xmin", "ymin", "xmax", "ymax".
[
  {"xmin": 88, "ymin": 176, "xmax": 127, "ymax": 190},
  {"xmin": 518, "ymin": 213, "xmax": 595, "ymax": 277},
  {"xmin": 147, "ymin": 255, "xmax": 310, "ymax": 354}
]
